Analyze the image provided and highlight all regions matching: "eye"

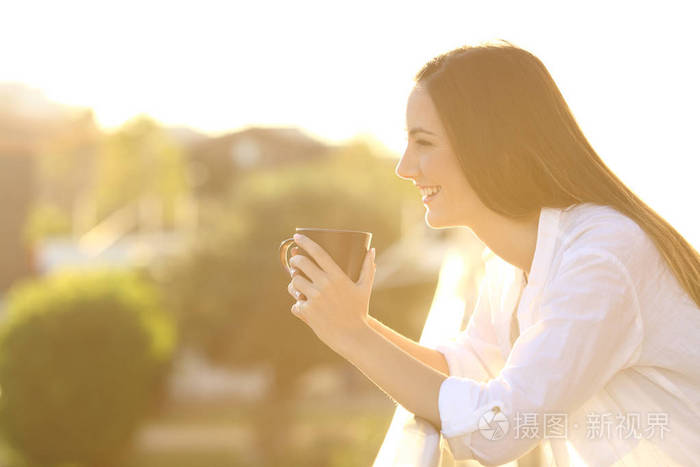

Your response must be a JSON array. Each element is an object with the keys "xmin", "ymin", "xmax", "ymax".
[{"xmin": 416, "ymin": 140, "xmax": 432, "ymax": 146}]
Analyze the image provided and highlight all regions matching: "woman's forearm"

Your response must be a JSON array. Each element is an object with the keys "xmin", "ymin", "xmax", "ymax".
[
  {"xmin": 367, "ymin": 316, "xmax": 450, "ymax": 376},
  {"xmin": 335, "ymin": 318, "xmax": 445, "ymax": 429}
]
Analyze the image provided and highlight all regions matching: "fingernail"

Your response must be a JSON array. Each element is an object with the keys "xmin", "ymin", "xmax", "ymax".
[
  {"xmin": 372, "ymin": 248, "xmax": 376, "ymax": 259},
  {"xmin": 293, "ymin": 234, "xmax": 302, "ymax": 242}
]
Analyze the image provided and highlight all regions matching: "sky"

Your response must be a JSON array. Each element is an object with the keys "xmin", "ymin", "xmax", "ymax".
[{"xmin": 1, "ymin": 0, "xmax": 699, "ymax": 245}]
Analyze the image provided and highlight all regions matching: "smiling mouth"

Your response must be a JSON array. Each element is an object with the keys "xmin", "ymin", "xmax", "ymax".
[
  {"xmin": 419, "ymin": 185, "xmax": 441, "ymax": 197},
  {"xmin": 419, "ymin": 185, "xmax": 441, "ymax": 203}
]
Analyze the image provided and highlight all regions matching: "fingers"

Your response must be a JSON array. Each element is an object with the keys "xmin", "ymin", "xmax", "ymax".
[
  {"xmin": 293, "ymin": 234, "xmax": 344, "ymax": 279},
  {"xmin": 288, "ymin": 246, "xmax": 315, "ymax": 301},
  {"xmin": 287, "ymin": 281, "xmax": 306, "ymax": 301},
  {"xmin": 289, "ymin": 274, "xmax": 318, "ymax": 300},
  {"xmin": 289, "ymin": 253, "xmax": 327, "ymax": 285},
  {"xmin": 289, "ymin": 246, "xmax": 301, "ymax": 277},
  {"xmin": 290, "ymin": 300, "xmax": 308, "ymax": 324}
]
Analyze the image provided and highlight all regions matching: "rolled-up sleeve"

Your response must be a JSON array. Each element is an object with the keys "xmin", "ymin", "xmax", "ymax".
[{"xmin": 437, "ymin": 248, "xmax": 644, "ymax": 465}]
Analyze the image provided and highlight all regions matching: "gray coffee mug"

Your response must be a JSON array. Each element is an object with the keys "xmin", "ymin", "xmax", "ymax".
[{"xmin": 279, "ymin": 228, "xmax": 372, "ymax": 283}]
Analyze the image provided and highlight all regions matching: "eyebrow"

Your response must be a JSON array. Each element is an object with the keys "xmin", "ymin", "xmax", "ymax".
[{"xmin": 405, "ymin": 127, "xmax": 436, "ymax": 137}]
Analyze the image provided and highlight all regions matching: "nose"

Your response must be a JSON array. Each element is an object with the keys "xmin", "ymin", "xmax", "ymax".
[{"xmin": 395, "ymin": 147, "xmax": 419, "ymax": 181}]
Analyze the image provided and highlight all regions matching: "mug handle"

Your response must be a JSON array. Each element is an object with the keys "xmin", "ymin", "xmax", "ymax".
[
  {"xmin": 279, "ymin": 237, "xmax": 296, "ymax": 274},
  {"xmin": 280, "ymin": 237, "xmax": 307, "ymax": 301}
]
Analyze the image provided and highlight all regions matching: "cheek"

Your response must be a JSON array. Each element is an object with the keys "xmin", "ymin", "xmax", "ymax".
[
  {"xmin": 422, "ymin": 149, "xmax": 448, "ymax": 176},
  {"xmin": 442, "ymin": 174, "xmax": 475, "ymax": 207}
]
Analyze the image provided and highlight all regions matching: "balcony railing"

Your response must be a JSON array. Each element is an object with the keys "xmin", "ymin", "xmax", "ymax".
[{"xmin": 373, "ymin": 234, "xmax": 495, "ymax": 467}]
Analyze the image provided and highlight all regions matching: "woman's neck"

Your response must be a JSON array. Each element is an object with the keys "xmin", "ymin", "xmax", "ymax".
[{"xmin": 471, "ymin": 208, "xmax": 541, "ymax": 276}]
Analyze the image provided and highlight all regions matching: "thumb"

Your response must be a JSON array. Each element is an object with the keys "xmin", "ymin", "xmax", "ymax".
[{"xmin": 357, "ymin": 248, "xmax": 376, "ymax": 286}]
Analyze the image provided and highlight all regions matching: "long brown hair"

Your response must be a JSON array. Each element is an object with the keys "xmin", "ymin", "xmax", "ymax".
[{"xmin": 415, "ymin": 39, "xmax": 700, "ymax": 308}]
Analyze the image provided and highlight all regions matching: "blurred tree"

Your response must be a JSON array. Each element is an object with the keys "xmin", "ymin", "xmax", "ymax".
[
  {"xmin": 0, "ymin": 270, "xmax": 177, "ymax": 467},
  {"xmin": 0, "ymin": 150, "xmax": 36, "ymax": 293},
  {"xmin": 91, "ymin": 116, "xmax": 190, "ymax": 230},
  {"xmin": 21, "ymin": 110, "xmax": 100, "ymax": 241},
  {"xmin": 0, "ymin": 84, "xmax": 101, "ymax": 241},
  {"xmin": 40, "ymin": 111, "xmax": 100, "ymax": 214},
  {"xmin": 23, "ymin": 203, "xmax": 72, "ymax": 243},
  {"xmin": 160, "ymin": 139, "xmax": 432, "ymax": 463}
]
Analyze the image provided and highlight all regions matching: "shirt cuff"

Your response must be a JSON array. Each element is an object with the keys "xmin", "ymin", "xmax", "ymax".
[
  {"xmin": 438, "ymin": 376, "xmax": 506, "ymax": 461},
  {"xmin": 433, "ymin": 340, "xmax": 491, "ymax": 381}
]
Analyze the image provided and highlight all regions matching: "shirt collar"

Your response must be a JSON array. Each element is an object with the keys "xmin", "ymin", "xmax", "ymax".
[
  {"xmin": 494, "ymin": 205, "xmax": 565, "ymax": 357},
  {"xmin": 523, "ymin": 206, "xmax": 563, "ymax": 288}
]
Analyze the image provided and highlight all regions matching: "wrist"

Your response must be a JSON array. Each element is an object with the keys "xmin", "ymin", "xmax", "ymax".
[{"xmin": 336, "ymin": 318, "xmax": 375, "ymax": 358}]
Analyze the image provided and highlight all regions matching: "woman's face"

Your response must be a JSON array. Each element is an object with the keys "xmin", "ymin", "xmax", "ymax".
[{"xmin": 395, "ymin": 84, "xmax": 482, "ymax": 229}]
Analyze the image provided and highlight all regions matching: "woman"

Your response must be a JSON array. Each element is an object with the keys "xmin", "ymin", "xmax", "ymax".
[{"xmin": 285, "ymin": 40, "xmax": 700, "ymax": 466}]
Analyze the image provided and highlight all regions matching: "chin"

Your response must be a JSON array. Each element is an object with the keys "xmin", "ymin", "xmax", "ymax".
[{"xmin": 424, "ymin": 211, "xmax": 451, "ymax": 229}]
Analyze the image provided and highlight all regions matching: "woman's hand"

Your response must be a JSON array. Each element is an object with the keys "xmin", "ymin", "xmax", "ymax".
[{"xmin": 286, "ymin": 234, "xmax": 376, "ymax": 353}]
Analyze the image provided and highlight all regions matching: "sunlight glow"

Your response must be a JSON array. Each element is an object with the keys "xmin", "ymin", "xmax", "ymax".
[
  {"xmin": 419, "ymin": 252, "xmax": 469, "ymax": 346},
  {"xmin": 372, "ymin": 249, "xmax": 462, "ymax": 467},
  {"xmin": 2, "ymin": 1, "xmax": 697, "ymax": 245},
  {"xmin": 373, "ymin": 244, "xmax": 488, "ymax": 466}
]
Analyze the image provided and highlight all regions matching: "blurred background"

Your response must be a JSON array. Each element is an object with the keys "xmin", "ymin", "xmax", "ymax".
[{"xmin": 0, "ymin": 1, "xmax": 698, "ymax": 466}]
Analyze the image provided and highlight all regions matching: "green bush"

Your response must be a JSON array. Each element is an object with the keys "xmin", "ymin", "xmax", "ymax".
[{"xmin": 0, "ymin": 270, "xmax": 177, "ymax": 467}]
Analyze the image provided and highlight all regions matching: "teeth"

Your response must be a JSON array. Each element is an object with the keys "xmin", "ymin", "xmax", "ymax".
[{"xmin": 419, "ymin": 186, "xmax": 441, "ymax": 197}]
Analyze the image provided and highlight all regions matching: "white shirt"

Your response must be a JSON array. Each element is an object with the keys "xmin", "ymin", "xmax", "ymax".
[{"xmin": 432, "ymin": 202, "xmax": 700, "ymax": 466}]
